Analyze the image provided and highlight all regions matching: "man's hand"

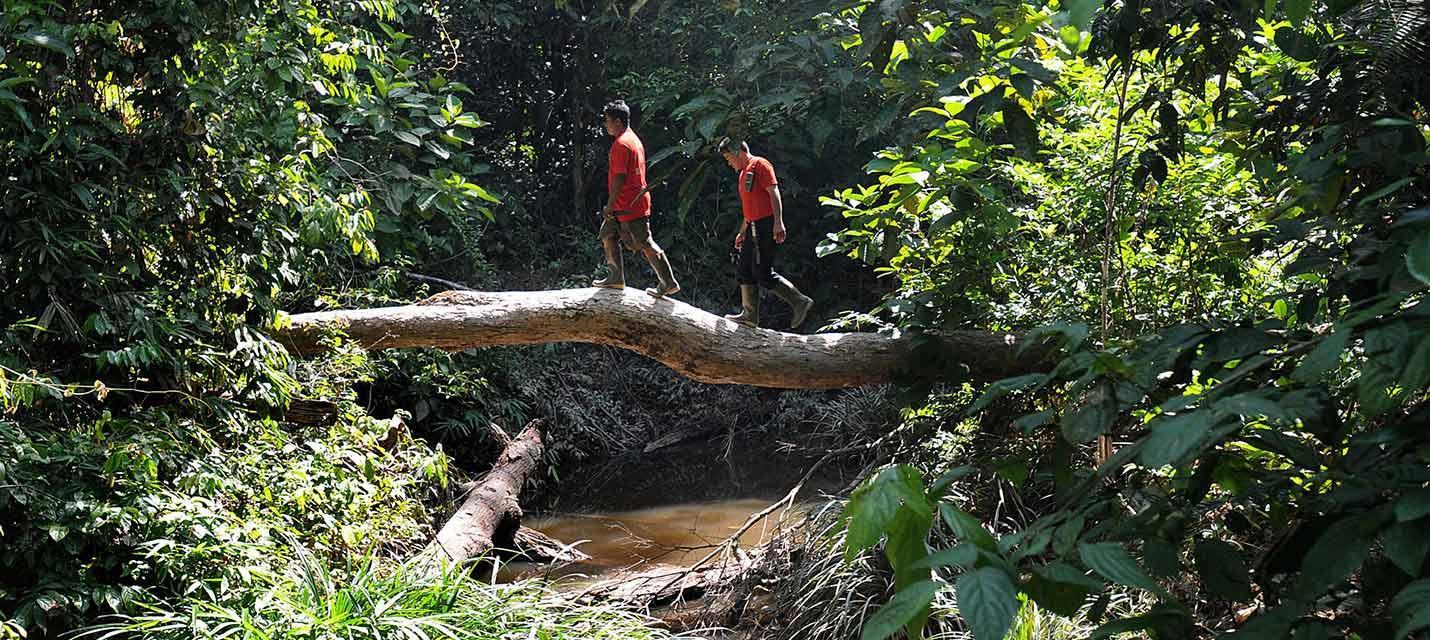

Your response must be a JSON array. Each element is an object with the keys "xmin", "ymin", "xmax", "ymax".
[
  {"xmin": 773, "ymin": 220, "xmax": 787, "ymax": 244},
  {"xmin": 601, "ymin": 203, "xmax": 616, "ymax": 219},
  {"xmin": 734, "ymin": 231, "xmax": 746, "ymax": 249}
]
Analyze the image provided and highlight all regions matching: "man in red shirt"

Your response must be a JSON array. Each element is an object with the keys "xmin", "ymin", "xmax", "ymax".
[
  {"xmin": 593, "ymin": 100, "xmax": 680, "ymax": 297},
  {"xmin": 718, "ymin": 137, "xmax": 814, "ymax": 329}
]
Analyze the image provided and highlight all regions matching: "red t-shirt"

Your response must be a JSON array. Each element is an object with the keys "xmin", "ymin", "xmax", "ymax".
[
  {"xmin": 738, "ymin": 156, "xmax": 778, "ymax": 222},
  {"xmin": 608, "ymin": 128, "xmax": 651, "ymax": 222}
]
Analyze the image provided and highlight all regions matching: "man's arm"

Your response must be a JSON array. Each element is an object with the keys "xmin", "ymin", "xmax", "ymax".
[
  {"xmin": 604, "ymin": 173, "xmax": 626, "ymax": 218},
  {"xmin": 769, "ymin": 184, "xmax": 787, "ymax": 243},
  {"xmin": 734, "ymin": 219, "xmax": 750, "ymax": 248}
]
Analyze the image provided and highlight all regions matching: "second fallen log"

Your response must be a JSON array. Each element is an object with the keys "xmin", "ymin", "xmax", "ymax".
[{"xmin": 424, "ymin": 420, "xmax": 545, "ymax": 565}]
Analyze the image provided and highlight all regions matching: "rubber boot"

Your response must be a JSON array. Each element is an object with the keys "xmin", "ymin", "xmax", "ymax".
[
  {"xmin": 643, "ymin": 250, "xmax": 681, "ymax": 298},
  {"xmin": 592, "ymin": 239, "xmax": 625, "ymax": 289},
  {"xmin": 724, "ymin": 284, "xmax": 760, "ymax": 327},
  {"xmin": 770, "ymin": 275, "xmax": 814, "ymax": 329}
]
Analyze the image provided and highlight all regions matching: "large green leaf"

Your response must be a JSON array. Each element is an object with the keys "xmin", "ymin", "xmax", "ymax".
[
  {"xmin": 1397, "ymin": 489, "xmax": 1430, "ymax": 522},
  {"xmin": 1402, "ymin": 336, "xmax": 1430, "ymax": 392},
  {"xmin": 1197, "ymin": 327, "xmax": 1278, "ymax": 366},
  {"xmin": 808, "ymin": 116, "xmax": 836, "ymax": 157},
  {"xmin": 844, "ymin": 465, "xmax": 930, "ymax": 559},
  {"xmin": 857, "ymin": 2, "xmax": 887, "ymax": 62},
  {"xmin": 1382, "ymin": 519, "xmax": 1430, "ymax": 575},
  {"xmin": 15, "ymin": 30, "xmax": 74, "ymax": 58},
  {"xmin": 1024, "ymin": 562, "xmax": 1099, "ymax": 616},
  {"xmin": 911, "ymin": 543, "xmax": 978, "ymax": 570},
  {"xmin": 968, "ymin": 374, "xmax": 1050, "ymax": 414},
  {"xmin": 941, "ymin": 504, "xmax": 998, "ymax": 552},
  {"xmin": 1092, "ymin": 606, "xmax": 1193, "ymax": 640},
  {"xmin": 927, "ymin": 465, "xmax": 975, "ymax": 499},
  {"xmin": 1053, "ymin": 515, "xmax": 1085, "ymax": 555},
  {"xmin": 696, "ymin": 111, "xmax": 726, "ymax": 141},
  {"xmin": 646, "ymin": 146, "xmax": 682, "ymax": 168},
  {"xmin": 1194, "ymin": 540, "xmax": 1253, "ymax": 601},
  {"xmin": 670, "ymin": 94, "xmax": 722, "ymax": 119},
  {"xmin": 1392, "ymin": 579, "xmax": 1430, "ymax": 640},
  {"xmin": 1064, "ymin": 0, "xmax": 1101, "ymax": 31},
  {"xmin": 1138, "ymin": 412, "xmax": 1220, "ymax": 468},
  {"xmin": 1293, "ymin": 329, "xmax": 1349, "ymax": 382},
  {"xmin": 675, "ymin": 159, "xmax": 710, "ymax": 221},
  {"xmin": 1284, "ymin": 0, "xmax": 1312, "ymax": 23},
  {"xmin": 885, "ymin": 505, "xmax": 936, "ymax": 637},
  {"xmin": 1216, "ymin": 392, "xmax": 1290, "ymax": 420},
  {"xmin": 886, "ymin": 505, "xmax": 935, "ymax": 585},
  {"xmin": 1409, "ymin": 231, "xmax": 1430, "ymax": 286},
  {"xmin": 861, "ymin": 580, "xmax": 942, "ymax": 640},
  {"xmin": 1062, "ymin": 381, "xmax": 1115, "ymax": 444},
  {"xmin": 1358, "ymin": 357, "xmax": 1403, "ymax": 417},
  {"xmin": 1141, "ymin": 538, "xmax": 1181, "ymax": 578},
  {"xmin": 1079, "ymin": 542, "xmax": 1170, "ymax": 598},
  {"xmin": 1293, "ymin": 515, "xmax": 1377, "ymax": 597},
  {"xmin": 955, "ymin": 567, "xmax": 1020, "ymax": 640}
]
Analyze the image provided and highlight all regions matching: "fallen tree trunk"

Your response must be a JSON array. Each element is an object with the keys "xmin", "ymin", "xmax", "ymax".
[
  {"xmin": 276, "ymin": 289, "xmax": 1048, "ymax": 390},
  {"xmin": 422, "ymin": 420, "xmax": 544, "ymax": 565}
]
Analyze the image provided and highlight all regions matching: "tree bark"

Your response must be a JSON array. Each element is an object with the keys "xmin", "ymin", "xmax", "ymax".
[
  {"xmin": 276, "ymin": 289, "xmax": 1049, "ymax": 390},
  {"xmin": 422, "ymin": 420, "xmax": 544, "ymax": 565},
  {"xmin": 511, "ymin": 525, "xmax": 589, "ymax": 565}
]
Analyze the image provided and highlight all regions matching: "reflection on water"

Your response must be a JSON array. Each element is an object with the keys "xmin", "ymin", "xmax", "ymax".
[{"xmin": 503, "ymin": 498, "xmax": 799, "ymax": 583}]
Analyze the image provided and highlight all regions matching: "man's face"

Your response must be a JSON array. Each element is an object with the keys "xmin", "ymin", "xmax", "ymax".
[
  {"xmin": 722, "ymin": 151, "xmax": 741, "ymax": 171},
  {"xmin": 603, "ymin": 114, "xmax": 622, "ymax": 137}
]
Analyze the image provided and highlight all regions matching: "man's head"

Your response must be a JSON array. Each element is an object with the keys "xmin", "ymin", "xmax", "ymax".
[
  {"xmin": 718, "ymin": 137, "xmax": 750, "ymax": 170},
  {"xmin": 602, "ymin": 100, "xmax": 631, "ymax": 136}
]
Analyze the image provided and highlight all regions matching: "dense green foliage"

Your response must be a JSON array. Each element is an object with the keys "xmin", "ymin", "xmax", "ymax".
[
  {"xmin": 833, "ymin": 1, "xmax": 1430, "ymax": 639},
  {"xmin": 3, "ymin": 0, "xmax": 1429, "ymax": 638},
  {"xmin": 0, "ymin": 0, "xmax": 497, "ymax": 634}
]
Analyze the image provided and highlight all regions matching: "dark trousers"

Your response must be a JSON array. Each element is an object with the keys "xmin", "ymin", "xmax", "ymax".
[{"xmin": 737, "ymin": 216, "xmax": 780, "ymax": 287}]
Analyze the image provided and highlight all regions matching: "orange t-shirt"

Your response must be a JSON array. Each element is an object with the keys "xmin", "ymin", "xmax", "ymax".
[
  {"xmin": 738, "ymin": 156, "xmax": 778, "ymax": 222},
  {"xmin": 608, "ymin": 128, "xmax": 651, "ymax": 222}
]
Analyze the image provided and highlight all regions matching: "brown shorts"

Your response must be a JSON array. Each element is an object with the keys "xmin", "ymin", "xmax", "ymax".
[{"xmin": 598, "ymin": 216, "xmax": 655, "ymax": 252}]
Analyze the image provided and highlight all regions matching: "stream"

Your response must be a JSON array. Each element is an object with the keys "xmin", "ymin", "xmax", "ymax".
[{"xmin": 505, "ymin": 434, "xmax": 858, "ymax": 584}]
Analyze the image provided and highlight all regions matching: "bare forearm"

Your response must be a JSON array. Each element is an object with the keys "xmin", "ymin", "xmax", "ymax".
[
  {"xmin": 770, "ymin": 187, "xmax": 784, "ymax": 227},
  {"xmin": 608, "ymin": 174, "xmax": 627, "ymax": 208}
]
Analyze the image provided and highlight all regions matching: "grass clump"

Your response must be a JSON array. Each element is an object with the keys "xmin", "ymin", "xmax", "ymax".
[{"xmin": 85, "ymin": 549, "xmax": 672, "ymax": 640}]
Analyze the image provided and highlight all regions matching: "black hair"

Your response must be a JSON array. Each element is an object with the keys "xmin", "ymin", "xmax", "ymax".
[
  {"xmin": 603, "ymin": 100, "xmax": 631, "ymax": 126},
  {"xmin": 717, "ymin": 136, "xmax": 748, "ymax": 154}
]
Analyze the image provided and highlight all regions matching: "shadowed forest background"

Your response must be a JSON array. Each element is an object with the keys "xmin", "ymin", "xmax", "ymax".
[{"xmin": 2, "ymin": 1, "xmax": 1429, "ymax": 639}]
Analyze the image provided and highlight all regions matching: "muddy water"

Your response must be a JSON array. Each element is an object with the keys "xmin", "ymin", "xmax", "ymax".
[
  {"xmin": 512, "ymin": 499, "xmax": 796, "ymax": 582},
  {"xmin": 512, "ymin": 435, "xmax": 859, "ymax": 583}
]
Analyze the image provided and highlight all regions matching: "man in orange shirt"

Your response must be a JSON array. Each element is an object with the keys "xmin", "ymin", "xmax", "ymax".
[
  {"xmin": 718, "ymin": 137, "xmax": 813, "ymax": 329},
  {"xmin": 593, "ymin": 100, "xmax": 680, "ymax": 297}
]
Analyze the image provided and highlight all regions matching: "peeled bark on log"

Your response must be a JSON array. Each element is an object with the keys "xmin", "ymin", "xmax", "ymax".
[
  {"xmin": 580, "ymin": 553, "xmax": 780, "ymax": 632},
  {"xmin": 511, "ymin": 526, "xmax": 590, "ymax": 565},
  {"xmin": 423, "ymin": 420, "xmax": 544, "ymax": 565},
  {"xmin": 583, "ymin": 559, "xmax": 755, "ymax": 609},
  {"xmin": 277, "ymin": 289, "xmax": 1048, "ymax": 390}
]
